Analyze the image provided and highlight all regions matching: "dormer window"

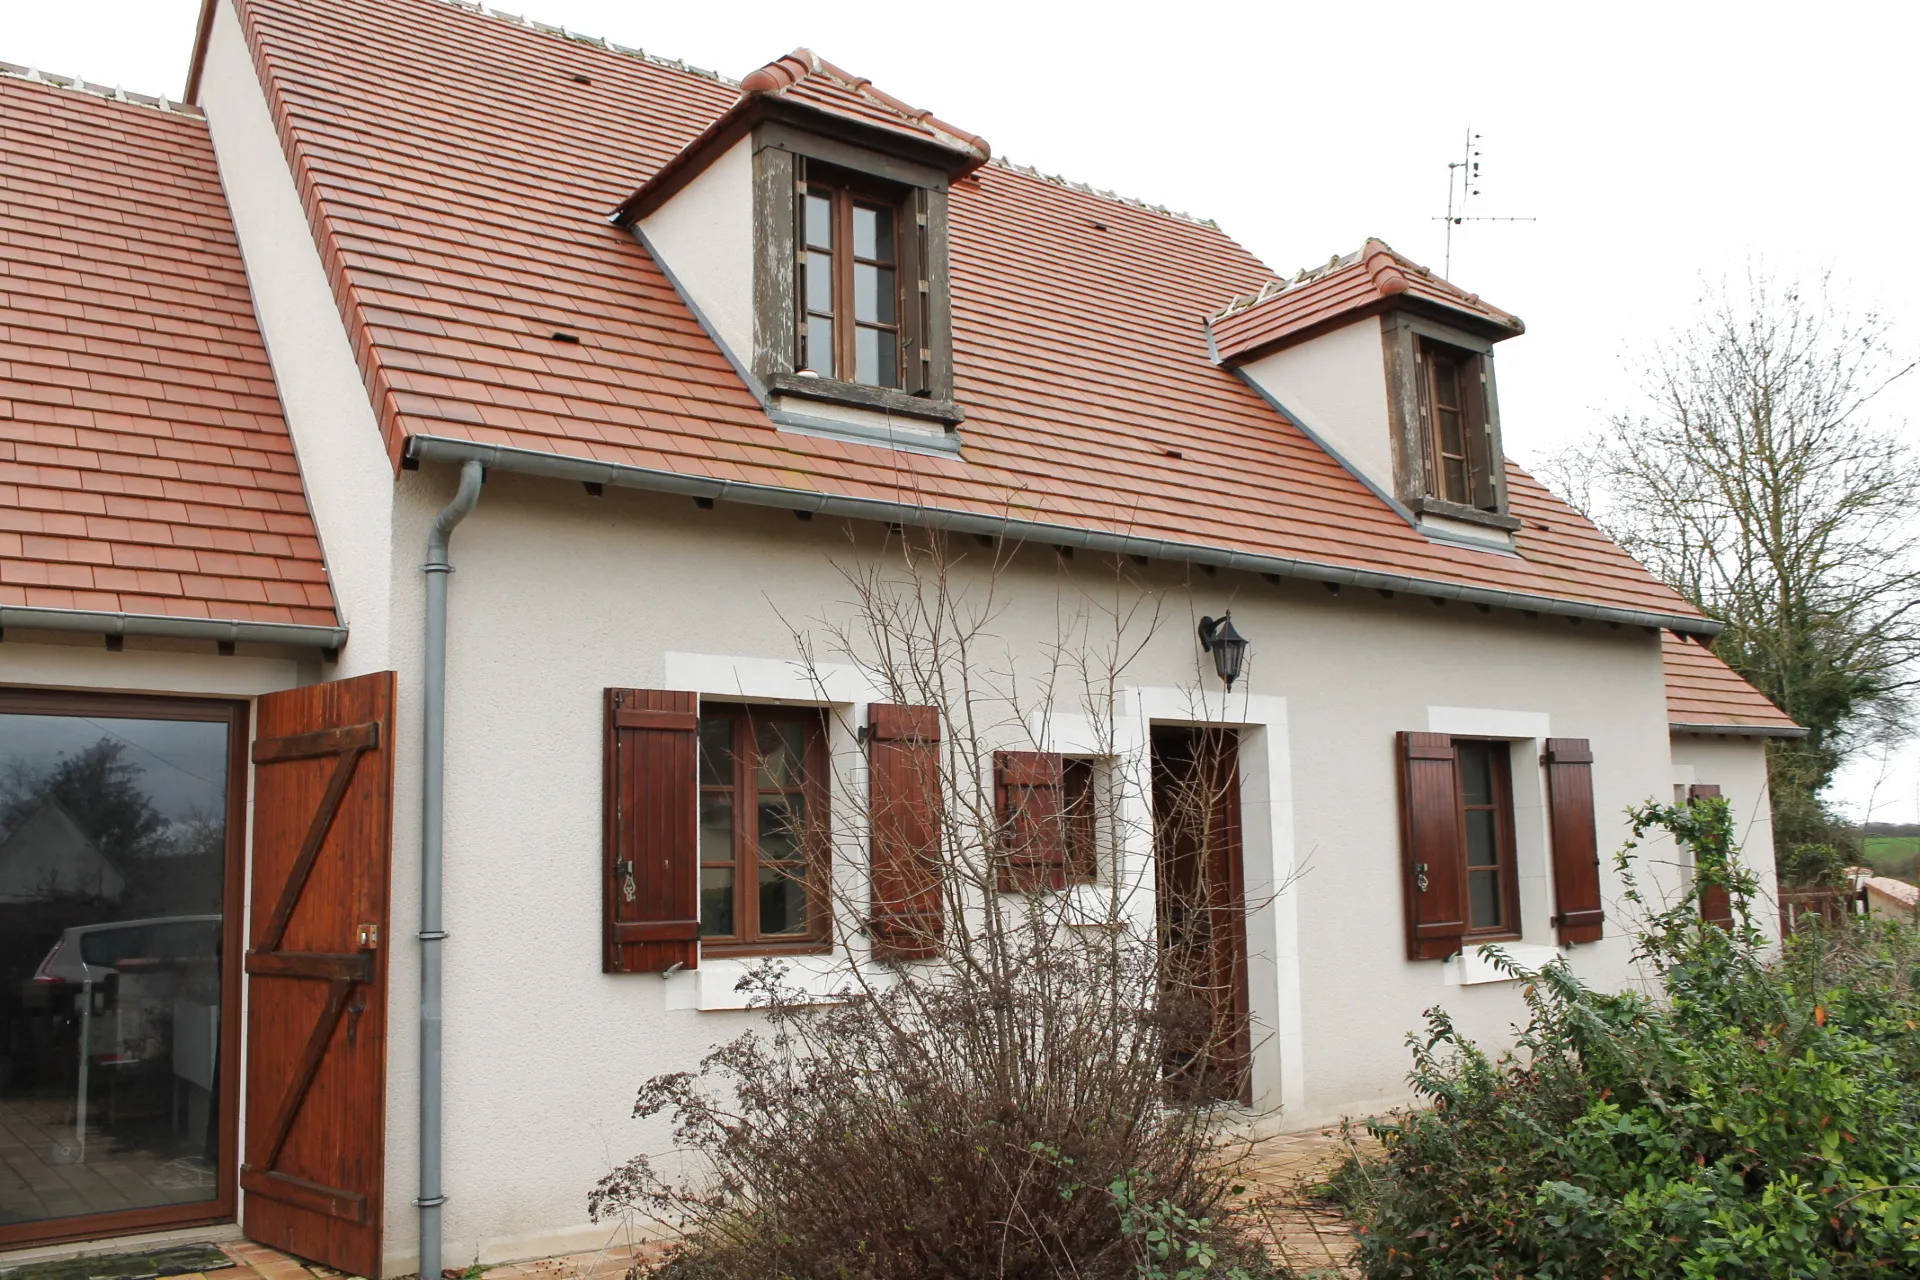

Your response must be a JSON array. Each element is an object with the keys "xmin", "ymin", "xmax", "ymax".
[
  {"xmin": 1415, "ymin": 339, "xmax": 1493, "ymax": 510},
  {"xmin": 797, "ymin": 166, "xmax": 908, "ymax": 388}
]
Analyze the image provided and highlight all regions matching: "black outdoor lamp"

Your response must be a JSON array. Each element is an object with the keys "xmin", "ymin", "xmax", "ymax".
[{"xmin": 1197, "ymin": 612, "xmax": 1249, "ymax": 689}]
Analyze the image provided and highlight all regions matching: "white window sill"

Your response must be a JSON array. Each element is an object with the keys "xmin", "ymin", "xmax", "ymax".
[
  {"xmin": 1443, "ymin": 942, "xmax": 1563, "ymax": 986},
  {"xmin": 663, "ymin": 951, "xmax": 891, "ymax": 1011}
]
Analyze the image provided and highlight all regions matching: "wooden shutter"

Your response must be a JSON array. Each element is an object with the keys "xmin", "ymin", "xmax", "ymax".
[
  {"xmin": 1468, "ymin": 355, "xmax": 1499, "ymax": 511},
  {"xmin": 995, "ymin": 750, "xmax": 1067, "ymax": 892},
  {"xmin": 243, "ymin": 672, "xmax": 395, "ymax": 1278},
  {"xmin": 1545, "ymin": 738, "xmax": 1605, "ymax": 944},
  {"xmin": 1397, "ymin": 732, "xmax": 1466, "ymax": 960},
  {"xmin": 1688, "ymin": 783, "xmax": 1735, "ymax": 928},
  {"xmin": 605, "ymin": 688, "xmax": 700, "ymax": 973},
  {"xmin": 868, "ymin": 703, "xmax": 943, "ymax": 961}
]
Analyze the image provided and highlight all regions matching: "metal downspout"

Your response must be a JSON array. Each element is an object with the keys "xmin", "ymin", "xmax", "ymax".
[{"xmin": 418, "ymin": 459, "xmax": 483, "ymax": 1280}]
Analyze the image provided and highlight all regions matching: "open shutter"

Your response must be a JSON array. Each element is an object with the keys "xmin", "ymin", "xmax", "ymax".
[
  {"xmin": 995, "ymin": 750, "xmax": 1067, "ymax": 892},
  {"xmin": 868, "ymin": 703, "xmax": 943, "ymax": 961},
  {"xmin": 1545, "ymin": 738, "xmax": 1604, "ymax": 943},
  {"xmin": 1688, "ymin": 783, "xmax": 1735, "ymax": 928},
  {"xmin": 244, "ymin": 672, "xmax": 395, "ymax": 1278},
  {"xmin": 1397, "ymin": 732, "xmax": 1466, "ymax": 960},
  {"xmin": 605, "ymin": 688, "xmax": 699, "ymax": 973}
]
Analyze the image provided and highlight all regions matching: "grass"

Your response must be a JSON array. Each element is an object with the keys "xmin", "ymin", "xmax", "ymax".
[{"xmin": 1863, "ymin": 835, "xmax": 1920, "ymax": 884}]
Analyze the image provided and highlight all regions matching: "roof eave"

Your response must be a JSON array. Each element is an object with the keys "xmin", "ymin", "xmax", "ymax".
[
  {"xmin": 1669, "ymin": 719, "xmax": 1807, "ymax": 740},
  {"xmin": 405, "ymin": 433, "xmax": 1721, "ymax": 637},
  {"xmin": 0, "ymin": 604, "xmax": 347, "ymax": 654}
]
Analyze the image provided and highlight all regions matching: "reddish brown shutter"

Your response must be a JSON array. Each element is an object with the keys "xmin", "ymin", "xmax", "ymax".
[
  {"xmin": 868, "ymin": 703, "xmax": 943, "ymax": 961},
  {"xmin": 1545, "ymin": 737, "xmax": 1604, "ymax": 944},
  {"xmin": 1688, "ymin": 783, "xmax": 1735, "ymax": 928},
  {"xmin": 243, "ymin": 672, "xmax": 395, "ymax": 1278},
  {"xmin": 1397, "ymin": 732, "xmax": 1466, "ymax": 960},
  {"xmin": 995, "ymin": 750, "xmax": 1067, "ymax": 892},
  {"xmin": 605, "ymin": 689, "xmax": 700, "ymax": 973}
]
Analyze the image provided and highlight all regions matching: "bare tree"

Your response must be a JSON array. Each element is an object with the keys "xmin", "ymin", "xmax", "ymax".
[{"xmin": 1544, "ymin": 268, "xmax": 1919, "ymax": 878}]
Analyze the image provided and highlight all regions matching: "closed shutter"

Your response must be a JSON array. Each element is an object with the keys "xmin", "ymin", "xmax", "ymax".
[
  {"xmin": 604, "ymin": 688, "xmax": 700, "ymax": 973},
  {"xmin": 995, "ymin": 750, "xmax": 1067, "ymax": 892},
  {"xmin": 868, "ymin": 703, "xmax": 943, "ymax": 961},
  {"xmin": 1688, "ymin": 783, "xmax": 1735, "ymax": 928},
  {"xmin": 1397, "ymin": 732, "xmax": 1467, "ymax": 960},
  {"xmin": 1545, "ymin": 738, "xmax": 1604, "ymax": 944}
]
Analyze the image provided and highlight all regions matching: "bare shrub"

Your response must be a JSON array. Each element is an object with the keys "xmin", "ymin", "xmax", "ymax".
[{"xmin": 591, "ymin": 532, "xmax": 1286, "ymax": 1280}]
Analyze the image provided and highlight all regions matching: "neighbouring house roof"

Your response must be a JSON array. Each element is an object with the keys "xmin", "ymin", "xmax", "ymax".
[
  {"xmin": 1209, "ymin": 238, "xmax": 1527, "ymax": 365},
  {"xmin": 1662, "ymin": 632, "xmax": 1803, "ymax": 737},
  {"xmin": 0, "ymin": 70, "xmax": 339, "ymax": 638},
  {"xmin": 202, "ymin": 0, "xmax": 1711, "ymax": 634}
]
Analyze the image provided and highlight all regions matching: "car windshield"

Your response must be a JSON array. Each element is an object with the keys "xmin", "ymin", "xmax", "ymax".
[{"xmin": 78, "ymin": 919, "xmax": 221, "ymax": 968}]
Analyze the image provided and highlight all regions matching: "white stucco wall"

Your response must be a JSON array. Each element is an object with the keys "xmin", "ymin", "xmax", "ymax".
[
  {"xmin": 637, "ymin": 138, "xmax": 753, "ymax": 360},
  {"xmin": 366, "ymin": 468, "xmax": 1689, "ymax": 1273},
  {"xmin": 1237, "ymin": 320, "xmax": 1395, "ymax": 497},
  {"xmin": 1669, "ymin": 733, "xmax": 1780, "ymax": 941},
  {"xmin": 197, "ymin": 0, "xmax": 398, "ymax": 676}
]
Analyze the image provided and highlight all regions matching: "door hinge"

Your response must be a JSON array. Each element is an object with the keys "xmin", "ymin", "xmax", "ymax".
[{"xmin": 356, "ymin": 922, "xmax": 380, "ymax": 949}]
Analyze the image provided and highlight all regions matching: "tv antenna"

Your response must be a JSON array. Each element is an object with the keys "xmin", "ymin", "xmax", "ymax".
[{"xmin": 1432, "ymin": 127, "xmax": 1534, "ymax": 277}]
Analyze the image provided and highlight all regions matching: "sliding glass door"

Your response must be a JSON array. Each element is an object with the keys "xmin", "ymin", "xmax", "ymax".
[{"xmin": 0, "ymin": 692, "xmax": 246, "ymax": 1247}]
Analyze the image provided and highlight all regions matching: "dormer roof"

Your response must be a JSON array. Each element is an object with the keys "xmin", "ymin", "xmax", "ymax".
[
  {"xmin": 614, "ymin": 47, "xmax": 989, "ymax": 224},
  {"xmin": 1210, "ymin": 238, "xmax": 1525, "ymax": 365}
]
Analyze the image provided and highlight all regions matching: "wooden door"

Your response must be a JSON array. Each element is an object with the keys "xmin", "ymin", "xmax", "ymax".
[
  {"xmin": 243, "ymin": 673, "xmax": 396, "ymax": 1277},
  {"xmin": 1152, "ymin": 726, "xmax": 1250, "ymax": 1103}
]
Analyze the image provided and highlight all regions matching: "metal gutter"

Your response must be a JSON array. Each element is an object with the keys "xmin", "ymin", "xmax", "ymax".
[
  {"xmin": 405, "ymin": 434, "xmax": 1723, "ymax": 637},
  {"xmin": 0, "ymin": 604, "xmax": 346, "ymax": 652},
  {"xmin": 1670, "ymin": 720, "xmax": 1806, "ymax": 740},
  {"xmin": 416, "ymin": 459, "xmax": 484, "ymax": 1280}
]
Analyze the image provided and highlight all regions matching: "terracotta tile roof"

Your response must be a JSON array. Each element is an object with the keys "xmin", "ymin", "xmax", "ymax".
[
  {"xmin": 1662, "ymin": 631, "xmax": 1802, "ymax": 734},
  {"xmin": 219, "ymin": 0, "xmax": 1706, "ymax": 631},
  {"xmin": 0, "ymin": 71, "xmax": 338, "ymax": 629},
  {"xmin": 1209, "ymin": 238, "xmax": 1526, "ymax": 364},
  {"xmin": 737, "ymin": 49, "xmax": 990, "ymax": 164}
]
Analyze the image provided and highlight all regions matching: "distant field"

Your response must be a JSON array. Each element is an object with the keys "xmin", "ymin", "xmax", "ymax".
[{"xmin": 1864, "ymin": 836, "xmax": 1920, "ymax": 883}]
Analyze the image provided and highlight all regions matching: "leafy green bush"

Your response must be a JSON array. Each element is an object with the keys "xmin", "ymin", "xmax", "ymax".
[{"xmin": 1344, "ymin": 797, "xmax": 1920, "ymax": 1279}]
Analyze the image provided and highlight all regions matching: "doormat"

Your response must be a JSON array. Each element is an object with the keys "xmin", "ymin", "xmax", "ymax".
[{"xmin": 0, "ymin": 1244, "xmax": 236, "ymax": 1280}]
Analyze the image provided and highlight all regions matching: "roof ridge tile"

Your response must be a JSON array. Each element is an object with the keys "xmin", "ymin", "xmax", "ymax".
[
  {"xmin": 988, "ymin": 157, "xmax": 1219, "ymax": 229},
  {"xmin": 433, "ymin": 0, "xmax": 736, "ymax": 84},
  {"xmin": 0, "ymin": 62, "xmax": 202, "ymax": 118}
]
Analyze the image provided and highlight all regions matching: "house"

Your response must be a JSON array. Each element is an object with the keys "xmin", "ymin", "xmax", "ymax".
[
  {"xmin": 0, "ymin": 0, "xmax": 1804, "ymax": 1272},
  {"xmin": 0, "ymin": 797, "xmax": 125, "ymax": 904}
]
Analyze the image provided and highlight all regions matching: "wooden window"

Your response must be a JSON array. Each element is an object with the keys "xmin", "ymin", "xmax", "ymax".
[
  {"xmin": 1397, "ymin": 733, "xmax": 1520, "ymax": 958},
  {"xmin": 1063, "ymin": 757, "xmax": 1098, "ymax": 884},
  {"xmin": 1544, "ymin": 738, "xmax": 1605, "ymax": 943},
  {"xmin": 1456, "ymin": 740, "xmax": 1521, "ymax": 938},
  {"xmin": 1415, "ymin": 339, "xmax": 1498, "ymax": 511},
  {"xmin": 1687, "ymin": 783, "xmax": 1735, "ymax": 928},
  {"xmin": 797, "ymin": 166, "xmax": 907, "ymax": 389},
  {"xmin": 696, "ymin": 704, "xmax": 829, "ymax": 953}
]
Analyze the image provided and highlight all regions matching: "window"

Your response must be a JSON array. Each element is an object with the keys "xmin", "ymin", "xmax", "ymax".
[
  {"xmin": 1454, "ymin": 740, "xmax": 1520, "ymax": 937},
  {"xmin": 1421, "ymin": 345, "xmax": 1473, "ymax": 505},
  {"xmin": 1063, "ymin": 757, "xmax": 1098, "ymax": 883},
  {"xmin": 798, "ymin": 175, "xmax": 903, "ymax": 388},
  {"xmin": 696, "ymin": 704, "xmax": 829, "ymax": 951}
]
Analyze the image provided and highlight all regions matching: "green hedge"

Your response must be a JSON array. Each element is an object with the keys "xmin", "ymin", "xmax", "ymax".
[{"xmin": 1343, "ymin": 798, "xmax": 1920, "ymax": 1279}]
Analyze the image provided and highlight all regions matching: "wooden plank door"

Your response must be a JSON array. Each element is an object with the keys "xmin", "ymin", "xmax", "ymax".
[
  {"xmin": 1152, "ymin": 726, "xmax": 1250, "ymax": 1104},
  {"xmin": 243, "ymin": 672, "xmax": 396, "ymax": 1277}
]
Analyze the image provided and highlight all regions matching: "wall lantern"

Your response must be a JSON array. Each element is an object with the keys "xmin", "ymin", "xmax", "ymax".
[{"xmin": 1197, "ymin": 612, "xmax": 1249, "ymax": 688}]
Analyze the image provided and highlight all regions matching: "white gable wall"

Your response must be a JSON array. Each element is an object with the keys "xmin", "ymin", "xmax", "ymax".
[
  {"xmin": 1236, "ymin": 320, "xmax": 1396, "ymax": 498},
  {"xmin": 637, "ymin": 138, "xmax": 755, "ymax": 360}
]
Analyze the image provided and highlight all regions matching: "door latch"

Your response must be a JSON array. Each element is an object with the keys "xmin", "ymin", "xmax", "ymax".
[
  {"xmin": 356, "ymin": 922, "xmax": 380, "ymax": 949},
  {"xmin": 1413, "ymin": 862, "xmax": 1431, "ymax": 893},
  {"xmin": 616, "ymin": 859, "xmax": 637, "ymax": 903}
]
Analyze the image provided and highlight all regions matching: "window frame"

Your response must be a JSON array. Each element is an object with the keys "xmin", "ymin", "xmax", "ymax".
[
  {"xmin": 750, "ymin": 129, "xmax": 959, "ymax": 425},
  {"xmin": 1062, "ymin": 756, "xmax": 1099, "ymax": 885},
  {"xmin": 696, "ymin": 702, "xmax": 833, "ymax": 956},
  {"xmin": 1381, "ymin": 313, "xmax": 1517, "ymax": 529},
  {"xmin": 0, "ymin": 687, "xmax": 249, "ymax": 1251},
  {"xmin": 1451, "ymin": 737, "xmax": 1522, "ymax": 941},
  {"xmin": 796, "ymin": 169, "xmax": 909, "ymax": 389}
]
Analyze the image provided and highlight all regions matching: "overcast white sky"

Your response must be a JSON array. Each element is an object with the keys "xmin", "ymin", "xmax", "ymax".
[{"xmin": 7, "ymin": 0, "xmax": 1917, "ymax": 821}]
